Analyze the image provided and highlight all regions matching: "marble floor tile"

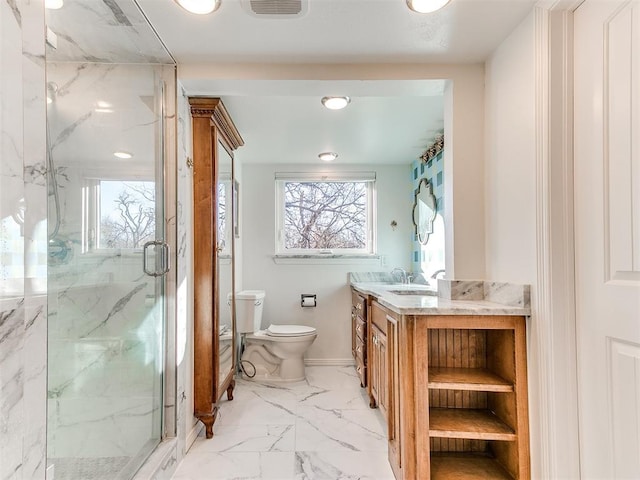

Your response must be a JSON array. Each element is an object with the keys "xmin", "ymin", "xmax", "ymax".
[
  {"xmin": 189, "ymin": 424, "xmax": 295, "ymax": 453},
  {"xmin": 172, "ymin": 451, "xmax": 295, "ymax": 480},
  {"xmin": 294, "ymin": 451, "xmax": 396, "ymax": 480},
  {"xmin": 294, "ymin": 406, "xmax": 387, "ymax": 453},
  {"xmin": 172, "ymin": 366, "xmax": 393, "ymax": 480}
]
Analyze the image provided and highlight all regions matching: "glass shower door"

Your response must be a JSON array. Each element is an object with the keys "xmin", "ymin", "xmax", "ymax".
[{"xmin": 45, "ymin": 64, "xmax": 168, "ymax": 480}]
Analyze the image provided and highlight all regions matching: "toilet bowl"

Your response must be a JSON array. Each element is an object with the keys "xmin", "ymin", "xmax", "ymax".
[{"xmin": 235, "ymin": 291, "xmax": 317, "ymax": 382}]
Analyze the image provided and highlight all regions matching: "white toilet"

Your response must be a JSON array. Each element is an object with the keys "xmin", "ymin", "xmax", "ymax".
[{"xmin": 235, "ymin": 290, "xmax": 317, "ymax": 382}]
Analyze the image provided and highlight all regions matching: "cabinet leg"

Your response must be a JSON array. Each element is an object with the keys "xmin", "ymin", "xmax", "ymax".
[
  {"xmin": 196, "ymin": 409, "xmax": 218, "ymax": 439},
  {"xmin": 227, "ymin": 378, "xmax": 236, "ymax": 401},
  {"xmin": 369, "ymin": 394, "xmax": 377, "ymax": 409}
]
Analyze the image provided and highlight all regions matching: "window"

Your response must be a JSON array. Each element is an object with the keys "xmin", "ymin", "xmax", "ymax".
[
  {"xmin": 275, "ymin": 172, "xmax": 375, "ymax": 255},
  {"xmin": 84, "ymin": 179, "xmax": 156, "ymax": 251}
]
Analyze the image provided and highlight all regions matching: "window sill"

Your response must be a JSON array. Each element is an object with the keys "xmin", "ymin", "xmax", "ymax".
[{"xmin": 272, "ymin": 254, "xmax": 381, "ymax": 265}]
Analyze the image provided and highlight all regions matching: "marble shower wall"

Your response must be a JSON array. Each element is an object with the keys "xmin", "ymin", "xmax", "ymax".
[
  {"xmin": 0, "ymin": 0, "xmax": 48, "ymax": 479},
  {"xmin": 176, "ymin": 82, "xmax": 198, "ymax": 461}
]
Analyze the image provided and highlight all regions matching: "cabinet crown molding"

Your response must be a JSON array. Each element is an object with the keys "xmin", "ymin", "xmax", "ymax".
[{"xmin": 188, "ymin": 97, "xmax": 245, "ymax": 150}]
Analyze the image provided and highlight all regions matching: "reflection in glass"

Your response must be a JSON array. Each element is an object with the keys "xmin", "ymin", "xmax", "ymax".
[
  {"xmin": 217, "ymin": 141, "xmax": 234, "ymax": 391},
  {"xmin": 45, "ymin": 62, "xmax": 168, "ymax": 480}
]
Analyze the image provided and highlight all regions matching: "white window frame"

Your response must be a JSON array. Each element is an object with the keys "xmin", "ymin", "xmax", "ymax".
[{"xmin": 274, "ymin": 172, "xmax": 376, "ymax": 256}]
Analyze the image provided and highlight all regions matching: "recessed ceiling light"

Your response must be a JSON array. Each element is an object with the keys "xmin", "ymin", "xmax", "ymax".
[
  {"xmin": 96, "ymin": 101, "xmax": 112, "ymax": 108},
  {"xmin": 113, "ymin": 151, "xmax": 133, "ymax": 159},
  {"xmin": 406, "ymin": 0, "xmax": 451, "ymax": 13},
  {"xmin": 318, "ymin": 152, "xmax": 338, "ymax": 162},
  {"xmin": 175, "ymin": 0, "xmax": 220, "ymax": 14},
  {"xmin": 321, "ymin": 96, "xmax": 350, "ymax": 110},
  {"xmin": 95, "ymin": 108, "xmax": 114, "ymax": 113},
  {"xmin": 45, "ymin": 0, "xmax": 64, "ymax": 9},
  {"xmin": 47, "ymin": 96, "xmax": 53, "ymax": 104}
]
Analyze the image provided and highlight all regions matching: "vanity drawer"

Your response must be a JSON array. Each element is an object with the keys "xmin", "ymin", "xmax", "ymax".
[
  {"xmin": 356, "ymin": 316, "xmax": 367, "ymax": 342},
  {"xmin": 371, "ymin": 301, "xmax": 388, "ymax": 335},
  {"xmin": 355, "ymin": 339, "xmax": 366, "ymax": 361},
  {"xmin": 355, "ymin": 356, "xmax": 367, "ymax": 387}
]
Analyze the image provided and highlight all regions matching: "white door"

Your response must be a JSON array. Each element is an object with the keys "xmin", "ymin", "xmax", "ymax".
[{"xmin": 574, "ymin": 1, "xmax": 640, "ymax": 478}]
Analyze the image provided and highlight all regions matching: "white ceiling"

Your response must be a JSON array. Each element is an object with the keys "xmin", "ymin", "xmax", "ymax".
[
  {"xmin": 138, "ymin": 0, "xmax": 536, "ymax": 65},
  {"xmin": 136, "ymin": 0, "xmax": 536, "ymax": 166}
]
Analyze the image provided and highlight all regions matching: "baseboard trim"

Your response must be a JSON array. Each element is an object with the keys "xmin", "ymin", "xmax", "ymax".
[
  {"xmin": 132, "ymin": 438, "xmax": 178, "ymax": 480},
  {"xmin": 305, "ymin": 358, "xmax": 355, "ymax": 366},
  {"xmin": 186, "ymin": 421, "xmax": 203, "ymax": 452}
]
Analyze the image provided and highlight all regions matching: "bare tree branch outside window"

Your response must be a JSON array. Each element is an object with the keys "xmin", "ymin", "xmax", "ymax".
[
  {"xmin": 100, "ymin": 181, "xmax": 156, "ymax": 249},
  {"xmin": 283, "ymin": 181, "xmax": 367, "ymax": 250}
]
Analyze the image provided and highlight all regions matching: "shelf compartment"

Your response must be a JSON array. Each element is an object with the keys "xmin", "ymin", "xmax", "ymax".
[
  {"xmin": 429, "ymin": 367, "xmax": 513, "ymax": 392},
  {"xmin": 429, "ymin": 408, "xmax": 516, "ymax": 441},
  {"xmin": 431, "ymin": 454, "xmax": 514, "ymax": 480}
]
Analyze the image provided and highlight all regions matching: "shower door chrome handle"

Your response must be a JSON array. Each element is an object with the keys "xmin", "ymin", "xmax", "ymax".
[{"xmin": 143, "ymin": 240, "xmax": 170, "ymax": 277}]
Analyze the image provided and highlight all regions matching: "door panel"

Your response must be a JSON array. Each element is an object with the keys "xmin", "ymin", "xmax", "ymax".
[{"xmin": 574, "ymin": 1, "xmax": 640, "ymax": 477}]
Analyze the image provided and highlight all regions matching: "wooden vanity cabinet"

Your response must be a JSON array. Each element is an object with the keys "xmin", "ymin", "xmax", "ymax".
[
  {"xmin": 370, "ymin": 300, "xmax": 402, "ymax": 480},
  {"xmin": 351, "ymin": 289, "xmax": 367, "ymax": 388},
  {"xmin": 353, "ymin": 288, "xmax": 530, "ymax": 479},
  {"xmin": 369, "ymin": 300, "xmax": 389, "ymax": 416},
  {"xmin": 411, "ymin": 315, "xmax": 530, "ymax": 480}
]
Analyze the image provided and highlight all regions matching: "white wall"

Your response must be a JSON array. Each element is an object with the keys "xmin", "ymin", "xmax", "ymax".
[
  {"xmin": 239, "ymin": 163, "xmax": 412, "ymax": 362},
  {"xmin": 179, "ymin": 63, "xmax": 487, "ymax": 280},
  {"xmin": 484, "ymin": 9, "xmax": 541, "ymax": 477},
  {"xmin": 484, "ymin": 13, "xmax": 537, "ymax": 284}
]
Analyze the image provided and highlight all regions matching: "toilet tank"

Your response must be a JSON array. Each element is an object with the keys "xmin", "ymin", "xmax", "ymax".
[{"xmin": 233, "ymin": 290, "xmax": 266, "ymax": 333}]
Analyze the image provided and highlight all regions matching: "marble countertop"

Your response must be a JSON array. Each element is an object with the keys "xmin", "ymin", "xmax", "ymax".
[{"xmin": 351, "ymin": 282, "xmax": 531, "ymax": 316}]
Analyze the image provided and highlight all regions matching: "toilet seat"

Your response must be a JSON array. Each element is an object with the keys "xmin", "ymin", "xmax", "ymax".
[{"xmin": 266, "ymin": 324, "xmax": 316, "ymax": 337}]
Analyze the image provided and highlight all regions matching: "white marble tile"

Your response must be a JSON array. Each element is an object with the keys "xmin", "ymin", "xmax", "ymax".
[
  {"xmin": 0, "ymin": 298, "xmax": 26, "ymax": 480},
  {"xmin": 45, "ymin": 0, "xmax": 172, "ymax": 64},
  {"xmin": 173, "ymin": 452, "xmax": 295, "ymax": 480},
  {"xmin": 294, "ymin": 406, "xmax": 387, "ymax": 453},
  {"xmin": 297, "ymin": 384, "xmax": 370, "ymax": 410},
  {"xmin": 303, "ymin": 365, "xmax": 362, "ymax": 391},
  {"xmin": 190, "ymin": 424, "xmax": 295, "ymax": 453},
  {"xmin": 484, "ymin": 281, "xmax": 531, "ymax": 308},
  {"xmin": 22, "ymin": 294, "xmax": 48, "ymax": 479},
  {"xmin": 48, "ymin": 395, "xmax": 159, "ymax": 458},
  {"xmin": 172, "ymin": 367, "xmax": 396, "ymax": 479},
  {"xmin": 437, "ymin": 279, "xmax": 484, "ymax": 300},
  {"xmin": 217, "ymin": 387, "xmax": 299, "ymax": 426},
  {"xmin": 294, "ymin": 451, "xmax": 396, "ymax": 480}
]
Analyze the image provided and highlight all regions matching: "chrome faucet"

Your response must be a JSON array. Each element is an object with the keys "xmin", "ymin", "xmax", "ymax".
[
  {"xmin": 431, "ymin": 269, "xmax": 446, "ymax": 279},
  {"xmin": 391, "ymin": 267, "xmax": 408, "ymax": 284}
]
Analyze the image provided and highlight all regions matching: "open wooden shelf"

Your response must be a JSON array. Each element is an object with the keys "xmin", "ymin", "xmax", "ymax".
[
  {"xmin": 429, "ymin": 408, "xmax": 516, "ymax": 441},
  {"xmin": 431, "ymin": 454, "xmax": 514, "ymax": 480},
  {"xmin": 429, "ymin": 367, "xmax": 513, "ymax": 392}
]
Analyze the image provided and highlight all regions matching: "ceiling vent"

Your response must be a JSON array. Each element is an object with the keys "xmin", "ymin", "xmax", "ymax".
[{"xmin": 241, "ymin": 0, "xmax": 308, "ymax": 18}]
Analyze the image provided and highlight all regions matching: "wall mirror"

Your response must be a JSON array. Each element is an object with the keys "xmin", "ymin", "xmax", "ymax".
[
  {"xmin": 412, "ymin": 178, "xmax": 437, "ymax": 245},
  {"xmin": 217, "ymin": 139, "xmax": 234, "ymax": 393}
]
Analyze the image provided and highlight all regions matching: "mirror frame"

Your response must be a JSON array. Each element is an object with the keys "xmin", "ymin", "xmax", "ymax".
[{"xmin": 412, "ymin": 178, "xmax": 437, "ymax": 245}]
